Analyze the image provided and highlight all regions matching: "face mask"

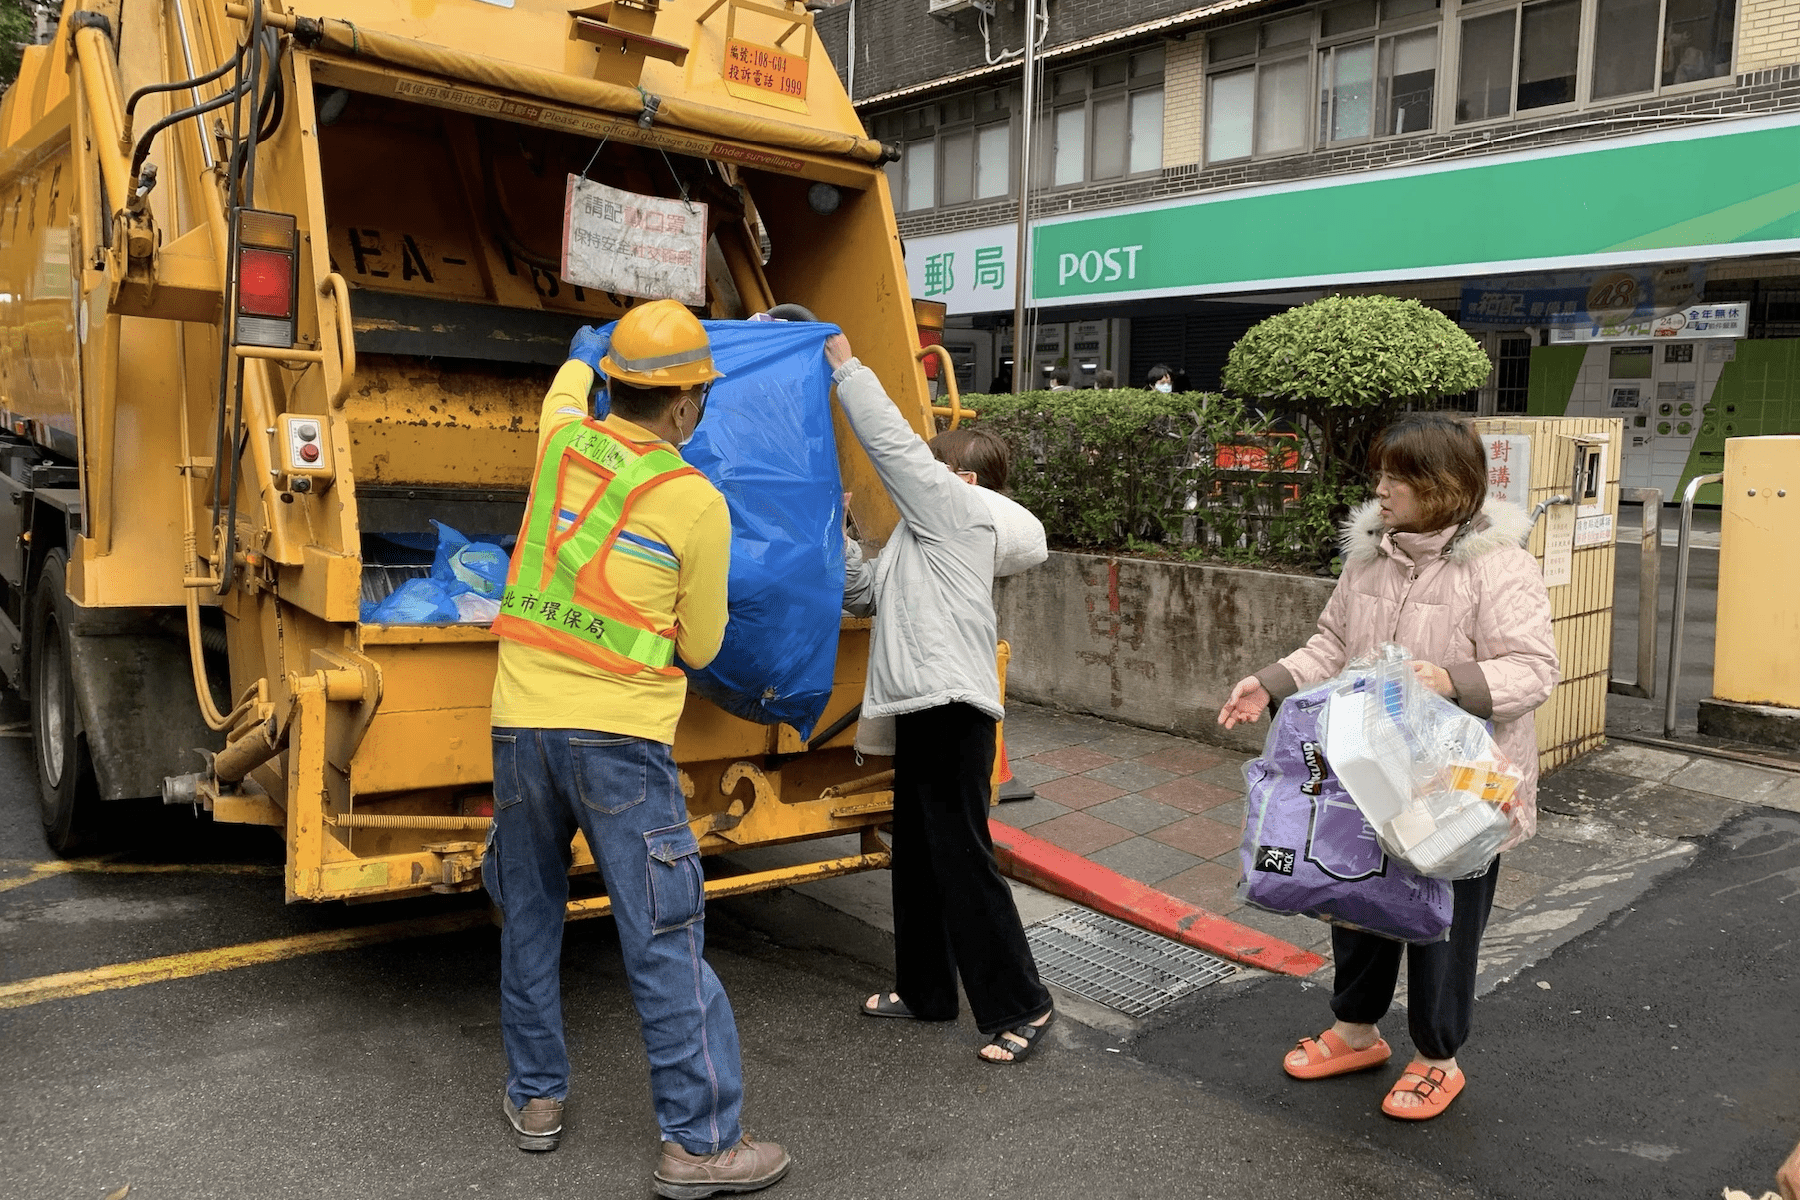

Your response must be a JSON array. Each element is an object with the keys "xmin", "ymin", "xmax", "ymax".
[
  {"xmin": 677, "ymin": 386, "xmax": 711, "ymax": 448},
  {"xmin": 1153, "ymin": 380, "xmax": 1173, "ymax": 394}
]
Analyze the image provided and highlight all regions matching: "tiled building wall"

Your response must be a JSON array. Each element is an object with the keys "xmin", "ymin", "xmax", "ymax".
[
  {"xmin": 1738, "ymin": 0, "xmax": 1800, "ymax": 73},
  {"xmin": 839, "ymin": 0, "xmax": 1800, "ymax": 244},
  {"xmin": 1160, "ymin": 35, "xmax": 1204, "ymax": 168},
  {"xmin": 816, "ymin": 0, "xmax": 1207, "ymax": 103},
  {"xmin": 894, "ymin": 63, "xmax": 1800, "ymax": 241}
]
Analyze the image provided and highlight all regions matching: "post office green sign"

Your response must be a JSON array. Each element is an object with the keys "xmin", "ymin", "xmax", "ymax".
[{"xmin": 1029, "ymin": 116, "xmax": 1800, "ymax": 303}]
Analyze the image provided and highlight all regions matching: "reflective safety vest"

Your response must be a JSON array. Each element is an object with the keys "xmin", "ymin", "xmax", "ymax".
[{"xmin": 490, "ymin": 419, "xmax": 701, "ymax": 676}]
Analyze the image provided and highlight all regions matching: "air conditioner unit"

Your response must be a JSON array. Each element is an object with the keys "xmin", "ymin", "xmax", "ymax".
[{"xmin": 928, "ymin": 0, "xmax": 993, "ymax": 16}]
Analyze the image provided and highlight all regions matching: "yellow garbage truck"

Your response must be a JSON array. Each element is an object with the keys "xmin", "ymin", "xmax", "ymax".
[{"xmin": 0, "ymin": 0, "xmax": 941, "ymax": 907}]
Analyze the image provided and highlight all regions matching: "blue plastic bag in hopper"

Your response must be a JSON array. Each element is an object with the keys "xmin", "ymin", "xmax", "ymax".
[{"xmin": 590, "ymin": 318, "xmax": 845, "ymax": 739}]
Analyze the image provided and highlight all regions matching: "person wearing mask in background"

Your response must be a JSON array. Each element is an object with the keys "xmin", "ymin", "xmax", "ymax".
[
  {"xmin": 1146, "ymin": 364, "xmax": 1174, "ymax": 394},
  {"xmin": 1218, "ymin": 412, "xmax": 1557, "ymax": 1121},
  {"xmin": 1049, "ymin": 365, "xmax": 1074, "ymax": 391},
  {"xmin": 486, "ymin": 300, "xmax": 791, "ymax": 1198},
  {"xmin": 823, "ymin": 331, "xmax": 1057, "ymax": 1066},
  {"xmin": 1093, "ymin": 369, "xmax": 1117, "ymax": 389}
]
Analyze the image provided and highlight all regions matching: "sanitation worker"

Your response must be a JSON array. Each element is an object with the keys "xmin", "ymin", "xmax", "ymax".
[{"xmin": 485, "ymin": 300, "xmax": 790, "ymax": 1199}]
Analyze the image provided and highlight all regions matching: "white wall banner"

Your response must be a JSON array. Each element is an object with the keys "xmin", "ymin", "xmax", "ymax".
[
  {"xmin": 1549, "ymin": 302, "xmax": 1747, "ymax": 343},
  {"xmin": 561, "ymin": 177, "xmax": 708, "ymax": 305},
  {"xmin": 902, "ymin": 223, "xmax": 1017, "ymax": 316}
]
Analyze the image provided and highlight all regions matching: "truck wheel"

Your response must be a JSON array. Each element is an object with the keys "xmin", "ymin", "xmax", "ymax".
[{"xmin": 30, "ymin": 549, "xmax": 99, "ymax": 855}]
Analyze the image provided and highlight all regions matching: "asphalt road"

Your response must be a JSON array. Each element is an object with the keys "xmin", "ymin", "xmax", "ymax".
[
  {"xmin": 1134, "ymin": 807, "xmax": 1800, "ymax": 1200},
  {"xmin": 3, "ymin": 677, "xmax": 1796, "ymax": 1200},
  {"xmin": 0, "ymin": 685, "xmax": 1476, "ymax": 1200}
]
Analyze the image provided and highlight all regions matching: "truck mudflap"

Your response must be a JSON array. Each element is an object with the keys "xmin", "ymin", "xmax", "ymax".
[{"xmin": 65, "ymin": 608, "xmax": 224, "ymax": 800}]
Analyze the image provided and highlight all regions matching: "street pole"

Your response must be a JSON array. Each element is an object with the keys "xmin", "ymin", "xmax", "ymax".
[{"xmin": 1011, "ymin": 0, "xmax": 1036, "ymax": 394}]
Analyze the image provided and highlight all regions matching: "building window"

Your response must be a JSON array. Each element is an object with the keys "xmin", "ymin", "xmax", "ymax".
[
  {"xmin": 1456, "ymin": 10, "xmax": 1515, "ymax": 122},
  {"xmin": 1034, "ymin": 48, "xmax": 1166, "ymax": 188},
  {"xmin": 1454, "ymin": 0, "xmax": 1580, "ymax": 122},
  {"xmin": 1206, "ymin": 70, "xmax": 1256, "ymax": 160},
  {"xmin": 1319, "ymin": 41, "xmax": 1377, "ymax": 143},
  {"xmin": 874, "ymin": 90, "xmax": 1013, "ymax": 212},
  {"xmin": 1209, "ymin": 0, "xmax": 1734, "ymax": 159},
  {"xmin": 1519, "ymin": 0, "xmax": 1580, "ymax": 109},
  {"xmin": 1592, "ymin": 0, "xmax": 1734, "ymax": 100},
  {"xmin": 903, "ymin": 139, "xmax": 936, "ymax": 211},
  {"xmin": 1495, "ymin": 334, "xmax": 1532, "ymax": 413},
  {"xmin": 1457, "ymin": 0, "xmax": 1733, "ymax": 123},
  {"xmin": 1053, "ymin": 107, "xmax": 1086, "ymax": 185},
  {"xmin": 1208, "ymin": 1, "xmax": 1441, "ymax": 163},
  {"xmin": 1382, "ymin": 30, "xmax": 1440, "ymax": 133}
]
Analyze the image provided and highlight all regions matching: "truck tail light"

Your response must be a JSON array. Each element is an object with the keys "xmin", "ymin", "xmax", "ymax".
[{"xmin": 235, "ymin": 210, "xmax": 298, "ymax": 348}]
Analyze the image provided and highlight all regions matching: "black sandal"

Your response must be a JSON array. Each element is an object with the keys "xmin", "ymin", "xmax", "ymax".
[
  {"xmin": 978, "ymin": 1010, "xmax": 1054, "ymax": 1064},
  {"xmin": 861, "ymin": 991, "xmax": 916, "ymax": 1020}
]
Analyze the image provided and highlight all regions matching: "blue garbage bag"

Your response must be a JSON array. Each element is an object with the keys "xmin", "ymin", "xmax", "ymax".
[
  {"xmin": 431, "ymin": 519, "xmax": 509, "ymax": 598},
  {"xmin": 364, "ymin": 576, "xmax": 465, "ymax": 624},
  {"xmin": 363, "ymin": 521, "xmax": 513, "ymax": 623},
  {"xmin": 591, "ymin": 318, "xmax": 845, "ymax": 739}
]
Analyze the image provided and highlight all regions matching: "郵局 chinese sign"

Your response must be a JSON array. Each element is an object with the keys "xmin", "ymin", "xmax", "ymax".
[
  {"xmin": 561, "ymin": 177, "xmax": 708, "ymax": 306},
  {"xmin": 724, "ymin": 39, "xmax": 806, "ymax": 101}
]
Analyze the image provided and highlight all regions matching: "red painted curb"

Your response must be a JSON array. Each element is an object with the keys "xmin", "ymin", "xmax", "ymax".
[{"xmin": 990, "ymin": 819, "xmax": 1325, "ymax": 977}]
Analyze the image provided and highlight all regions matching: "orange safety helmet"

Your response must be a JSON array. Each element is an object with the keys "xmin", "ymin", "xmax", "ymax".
[{"xmin": 599, "ymin": 299, "xmax": 724, "ymax": 389}]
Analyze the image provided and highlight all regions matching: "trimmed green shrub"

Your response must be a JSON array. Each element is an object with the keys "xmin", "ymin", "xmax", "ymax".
[
  {"xmin": 1223, "ymin": 294, "xmax": 1491, "ymax": 484},
  {"xmin": 956, "ymin": 388, "xmax": 1315, "ymax": 562}
]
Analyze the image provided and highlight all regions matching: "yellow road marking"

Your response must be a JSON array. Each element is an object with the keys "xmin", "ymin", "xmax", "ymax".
[
  {"xmin": 0, "ymin": 910, "xmax": 492, "ymax": 1010},
  {"xmin": 0, "ymin": 859, "xmax": 282, "ymax": 894},
  {"xmin": 0, "ymin": 871, "xmax": 57, "ymax": 895}
]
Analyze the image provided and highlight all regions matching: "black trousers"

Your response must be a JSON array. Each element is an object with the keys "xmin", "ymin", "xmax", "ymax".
[
  {"xmin": 891, "ymin": 703, "xmax": 1053, "ymax": 1037},
  {"xmin": 1329, "ymin": 858, "xmax": 1502, "ymax": 1061}
]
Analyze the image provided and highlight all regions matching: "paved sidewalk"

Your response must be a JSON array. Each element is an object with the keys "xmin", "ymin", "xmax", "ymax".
[{"xmin": 737, "ymin": 700, "xmax": 1800, "ymax": 1005}]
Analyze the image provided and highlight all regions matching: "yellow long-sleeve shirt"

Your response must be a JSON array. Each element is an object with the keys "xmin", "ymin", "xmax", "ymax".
[{"xmin": 490, "ymin": 361, "xmax": 732, "ymax": 743}]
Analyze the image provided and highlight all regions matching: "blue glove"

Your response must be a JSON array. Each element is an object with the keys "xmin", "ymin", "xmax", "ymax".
[{"xmin": 569, "ymin": 325, "xmax": 607, "ymax": 373}]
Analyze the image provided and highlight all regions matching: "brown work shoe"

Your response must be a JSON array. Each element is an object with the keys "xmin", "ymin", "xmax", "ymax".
[
  {"xmin": 653, "ymin": 1134, "xmax": 791, "ymax": 1199},
  {"xmin": 501, "ymin": 1090, "xmax": 563, "ymax": 1152}
]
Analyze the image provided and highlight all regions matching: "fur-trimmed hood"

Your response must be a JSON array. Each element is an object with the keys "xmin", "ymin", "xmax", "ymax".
[{"xmin": 1341, "ymin": 497, "xmax": 1535, "ymax": 565}]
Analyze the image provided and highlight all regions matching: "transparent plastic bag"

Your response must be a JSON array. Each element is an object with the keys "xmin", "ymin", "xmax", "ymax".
[
  {"xmin": 1238, "ymin": 671, "xmax": 1453, "ymax": 944},
  {"xmin": 1316, "ymin": 644, "xmax": 1526, "ymax": 880}
]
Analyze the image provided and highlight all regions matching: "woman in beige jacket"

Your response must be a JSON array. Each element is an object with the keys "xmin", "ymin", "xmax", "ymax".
[{"xmin": 1219, "ymin": 412, "xmax": 1558, "ymax": 1121}]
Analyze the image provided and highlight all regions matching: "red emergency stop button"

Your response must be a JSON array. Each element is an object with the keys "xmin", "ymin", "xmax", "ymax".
[{"xmin": 299, "ymin": 443, "xmax": 320, "ymax": 463}]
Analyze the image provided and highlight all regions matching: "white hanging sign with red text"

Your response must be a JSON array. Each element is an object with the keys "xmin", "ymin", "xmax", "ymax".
[
  {"xmin": 1483, "ymin": 434, "xmax": 1533, "ymax": 507},
  {"xmin": 561, "ymin": 176, "xmax": 707, "ymax": 305}
]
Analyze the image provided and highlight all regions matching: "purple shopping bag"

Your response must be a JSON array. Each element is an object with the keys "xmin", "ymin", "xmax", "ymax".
[{"xmin": 1238, "ymin": 684, "xmax": 1452, "ymax": 944}]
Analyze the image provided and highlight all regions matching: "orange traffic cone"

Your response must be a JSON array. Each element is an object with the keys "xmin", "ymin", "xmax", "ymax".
[{"xmin": 996, "ymin": 732, "xmax": 1034, "ymax": 802}]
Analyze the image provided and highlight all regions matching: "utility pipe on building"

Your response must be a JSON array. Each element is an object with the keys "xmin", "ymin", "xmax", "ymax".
[{"xmin": 1011, "ymin": 1, "xmax": 1044, "ymax": 393}]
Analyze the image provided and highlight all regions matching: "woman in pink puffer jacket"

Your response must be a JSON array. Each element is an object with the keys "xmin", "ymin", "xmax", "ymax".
[{"xmin": 1219, "ymin": 411, "xmax": 1558, "ymax": 1122}]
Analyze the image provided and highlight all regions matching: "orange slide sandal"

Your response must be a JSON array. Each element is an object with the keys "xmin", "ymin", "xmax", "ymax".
[
  {"xmin": 1282, "ymin": 1029, "xmax": 1393, "ymax": 1080},
  {"xmin": 1381, "ymin": 1063, "xmax": 1465, "ymax": 1120}
]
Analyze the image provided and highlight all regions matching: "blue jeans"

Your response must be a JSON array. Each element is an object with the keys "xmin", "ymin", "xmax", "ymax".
[{"xmin": 486, "ymin": 727, "xmax": 744, "ymax": 1154}]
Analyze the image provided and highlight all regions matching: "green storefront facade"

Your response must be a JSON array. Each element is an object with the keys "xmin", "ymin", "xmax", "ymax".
[
  {"xmin": 1016, "ymin": 113, "xmax": 1800, "ymax": 503},
  {"xmin": 1029, "ymin": 115, "xmax": 1800, "ymax": 302}
]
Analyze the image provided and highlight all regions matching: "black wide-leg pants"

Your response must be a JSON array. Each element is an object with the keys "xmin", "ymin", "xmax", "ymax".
[
  {"xmin": 890, "ymin": 703, "xmax": 1053, "ymax": 1037},
  {"xmin": 1329, "ymin": 859, "xmax": 1502, "ymax": 1060}
]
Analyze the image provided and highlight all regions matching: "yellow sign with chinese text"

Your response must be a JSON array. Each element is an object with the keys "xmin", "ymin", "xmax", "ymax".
[{"xmin": 723, "ymin": 39, "xmax": 808, "ymax": 113}]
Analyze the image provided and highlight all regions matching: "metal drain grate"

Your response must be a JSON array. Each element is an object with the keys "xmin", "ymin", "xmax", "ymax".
[{"xmin": 1027, "ymin": 909, "xmax": 1237, "ymax": 1017}]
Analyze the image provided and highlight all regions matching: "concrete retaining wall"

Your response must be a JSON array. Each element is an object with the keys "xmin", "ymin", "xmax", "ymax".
[{"xmin": 996, "ymin": 552, "xmax": 1338, "ymax": 753}]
